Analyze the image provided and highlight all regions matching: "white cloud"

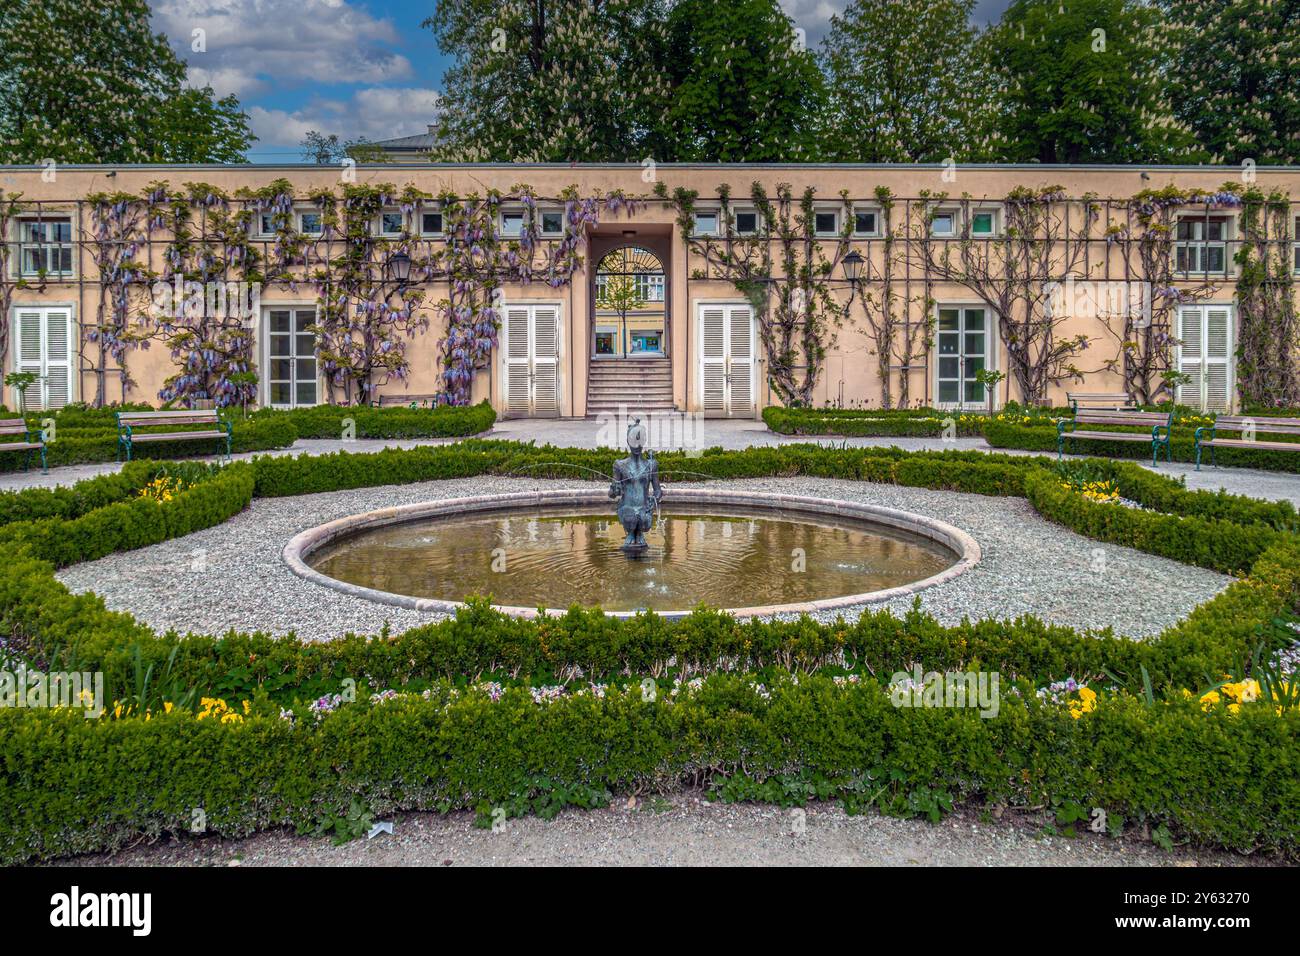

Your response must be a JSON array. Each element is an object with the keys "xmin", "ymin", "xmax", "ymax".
[
  {"xmin": 152, "ymin": 0, "xmax": 414, "ymax": 99},
  {"xmin": 248, "ymin": 87, "xmax": 442, "ymax": 148}
]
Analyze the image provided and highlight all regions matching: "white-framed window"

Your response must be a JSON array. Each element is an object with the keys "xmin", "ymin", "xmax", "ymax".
[
  {"xmin": 1174, "ymin": 216, "xmax": 1230, "ymax": 275},
  {"xmin": 264, "ymin": 307, "xmax": 318, "ymax": 408},
  {"xmin": 732, "ymin": 207, "xmax": 762, "ymax": 236},
  {"xmin": 420, "ymin": 208, "xmax": 444, "ymax": 237},
  {"xmin": 255, "ymin": 212, "xmax": 279, "ymax": 238},
  {"xmin": 298, "ymin": 210, "xmax": 323, "ymax": 236},
  {"xmin": 969, "ymin": 208, "xmax": 999, "ymax": 238},
  {"xmin": 852, "ymin": 206, "xmax": 882, "ymax": 238},
  {"xmin": 692, "ymin": 208, "xmax": 721, "ymax": 237},
  {"xmin": 813, "ymin": 208, "xmax": 840, "ymax": 237},
  {"xmin": 935, "ymin": 305, "xmax": 992, "ymax": 407},
  {"xmin": 930, "ymin": 209, "xmax": 957, "ymax": 238},
  {"xmin": 1292, "ymin": 215, "xmax": 1299, "ymax": 274},
  {"xmin": 537, "ymin": 208, "xmax": 565, "ymax": 237},
  {"xmin": 378, "ymin": 210, "xmax": 406, "ymax": 237},
  {"xmin": 11, "ymin": 306, "xmax": 75, "ymax": 409},
  {"xmin": 16, "ymin": 218, "xmax": 73, "ymax": 277},
  {"xmin": 500, "ymin": 208, "xmax": 526, "ymax": 238}
]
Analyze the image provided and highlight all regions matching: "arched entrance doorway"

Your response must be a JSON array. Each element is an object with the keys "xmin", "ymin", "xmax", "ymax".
[{"xmin": 593, "ymin": 246, "xmax": 667, "ymax": 359}]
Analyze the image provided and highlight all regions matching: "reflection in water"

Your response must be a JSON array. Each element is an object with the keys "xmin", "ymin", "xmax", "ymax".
[{"xmin": 309, "ymin": 505, "xmax": 956, "ymax": 612}]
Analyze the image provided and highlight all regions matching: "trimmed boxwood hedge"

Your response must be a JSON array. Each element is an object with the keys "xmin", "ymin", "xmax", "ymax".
[
  {"xmin": 985, "ymin": 418, "xmax": 1300, "ymax": 473},
  {"xmin": 763, "ymin": 405, "xmax": 985, "ymax": 438},
  {"xmin": 1, "ymin": 441, "xmax": 1298, "ymax": 862},
  {"xmin": 0, "ymin": 401, "xmax": 497, "ymax": 473}
]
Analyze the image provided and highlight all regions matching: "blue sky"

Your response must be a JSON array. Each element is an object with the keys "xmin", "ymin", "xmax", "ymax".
[{"xmin": 149, "ymin": 0, "xmax": 1012, "ymax": 163}]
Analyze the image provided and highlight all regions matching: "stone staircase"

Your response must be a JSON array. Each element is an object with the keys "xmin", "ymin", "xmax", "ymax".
[{"xmin": 586, "ymin": 357, "xmax": 675, "ymax": 416}]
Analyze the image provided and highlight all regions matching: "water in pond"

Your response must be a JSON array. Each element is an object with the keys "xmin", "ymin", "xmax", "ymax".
[{"xmin": 307, "ymin": 504, "xmax": 956, "ymax": 612}]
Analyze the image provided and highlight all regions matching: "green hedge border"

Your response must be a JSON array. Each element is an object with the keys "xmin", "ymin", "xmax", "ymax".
[{"xmin": 1, "ymin": 441, "xmax": 1298, "ymax": 861}]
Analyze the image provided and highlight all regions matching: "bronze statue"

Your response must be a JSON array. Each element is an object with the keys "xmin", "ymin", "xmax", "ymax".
[{"xmin": 609, "ymin": 417, "xmax": 662, "ymax": 552}]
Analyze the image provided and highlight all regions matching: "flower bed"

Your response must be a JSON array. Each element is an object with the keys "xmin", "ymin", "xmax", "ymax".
[{"xmin": 1, "ymin": 441, "xmax": 1298, "ymax": 862}]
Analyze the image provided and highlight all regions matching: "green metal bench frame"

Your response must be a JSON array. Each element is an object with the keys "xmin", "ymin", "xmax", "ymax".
[
  {"xmin": 1195, "ymin": 415, "xmax": 1300, "ymax": 470},
  {"xmin": 1057, "ymin": 408, "xmax": 1174, "ymax": 467},
  {"xmin": 0, "ymin": 419, "xmax": 48, "ymax": 474},
  {"xmin": 116, "ymin": 410, "xmax": 233, "ymax": 463}
]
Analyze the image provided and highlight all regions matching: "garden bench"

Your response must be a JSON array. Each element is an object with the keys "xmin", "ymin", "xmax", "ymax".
[
  {"xmin": 374, "ymin": 394, "xmax": 440, "ymax": 408},
  {"xmin": 1066, "ymin": 392, "xmax": 1136, "ymax": 413},
  {"xmin": 116, "ymin": 410, "xmax": 232, "ymax": 463},
  {"xmin": 1057, "ymin": 408, "xmax": 1173, "ymax": 466},
  {"xmin": 0, "ymin": 419, "xmax": 47, "ymax": 473},
  {"xmin": 1194, "ymin": 415, "xmax": 1300, "ymax": 470}
]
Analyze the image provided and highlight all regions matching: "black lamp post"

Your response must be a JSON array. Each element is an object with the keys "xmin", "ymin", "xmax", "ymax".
[
  {"xmin": 841, "ymin": 250, "xmax": 864, "ymax": 307},
  {"xmin": 387, "ymin": 250, "xmax": 412, "ymax": 287}
]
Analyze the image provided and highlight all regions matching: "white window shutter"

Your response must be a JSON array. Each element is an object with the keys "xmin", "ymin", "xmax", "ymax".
[
  {"xmin": 699, "ymin": 307, "xmax": 726, "ymax": 414},
  {"xmin": 43, "ymin": 310, "xmax": 73, "ymax": 410},
  {"xmin": 728, "ymin": 305, "xmax": 755, "ymax": 416},
  {"xmin": 1203, "ymin": 307, "xmax": 1231, "ymax": 413},
  {"xmin": 1176, "ymin": 307, "xmax": 1204, "ymax": 410},
  {"xmin": 531, "ymin": 307, "xmax": 559, "ymax": 416}
]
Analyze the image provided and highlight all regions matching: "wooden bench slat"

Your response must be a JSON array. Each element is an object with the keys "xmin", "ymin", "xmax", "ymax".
[
  {"xmin": 128, "ymin": 430, "xmax": 227, "ymax": 442},
  {"xmin": 1066, "ymin": 430, "xmax": 1155, "ymax": 442},
  {"xmin": 1202, "ymin": 438, "xmax": 1300, "ymax": 451},
  {"xmin": 0, "ymin": 442, "xmax": 43, "ymax": 451}
]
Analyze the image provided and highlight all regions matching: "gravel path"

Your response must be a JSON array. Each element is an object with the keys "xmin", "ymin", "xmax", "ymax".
[
  {"xmin": 55, "ymin": 475, "xmax": 1229, "ymax": 641},
  {"xmin": 53, "ymin": 795, "xmax": 1268, "ymax": 868}
]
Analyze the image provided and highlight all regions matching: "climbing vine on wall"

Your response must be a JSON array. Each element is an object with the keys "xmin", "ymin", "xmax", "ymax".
[
  {"xmin": 672, "ymin": 182, "xmax": 849, "ymax": 407},
  {"xmin": 147, "ymin": 182, "xmax": 262, "ymax": 408},
  {"xmin": 83, "ymin": 191, "xmax": 153, "ymax": 406},
  {"xmin": 0, "ymin": 192, "xmax": 33, "ymax": 378},
  {"xmin": 1235, "ymin": 186, "xmax": 1299, "ymax": 409},
  {"xmin": 1103, "ymin": 184, "xmax": 1236, "ymax": 405},
  {"xmin": 431, "ymin": 186, "xmax": 638, "ymax": 405}
]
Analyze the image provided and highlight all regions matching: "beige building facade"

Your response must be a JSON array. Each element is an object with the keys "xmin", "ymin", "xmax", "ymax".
[{"xmin": 2, "ymin": 163, "xmax": 1298, "ymax": 419}]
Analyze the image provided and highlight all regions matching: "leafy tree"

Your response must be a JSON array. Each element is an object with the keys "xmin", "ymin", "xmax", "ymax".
[
  {"xmin": 653, "ymin": 0, "xmax": 826, "ymax": 162},
  {"xmin": 1157, "ymin": 0, "xmax": 1300, "ymax": 165},
  {"xmin": 820, "ymin": 0, "xmax": 999, "ymax": 162},
  {"xmin": 0, "ymin": 0, "xmax": 255, "ymax": 164},
  {"xmin": 151, "ymin": 89, "xmax": 256, "ymax": 165},
  {"xmin": 985, "ymin": 0, "xmax": 1199, "ymax": 164},
  {"xmin": 423, "ymin": 0, "xmax": 672, "ymax": 162},
  {"xmin": 300, "ymin": 131, "xmax": 347, "ymax": 165}
]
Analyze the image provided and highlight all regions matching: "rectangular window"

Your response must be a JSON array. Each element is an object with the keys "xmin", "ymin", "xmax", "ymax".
[
  {"xmin": 299, "ymin": 211, "xmax": 323, "ymax": 235},
  {"xmin": 930, "ymin": 211, "xmax": 956, "ymax": 237},
  {"xmin": 266, "ymin": 308, "xmax": 318, "ymax": 408},
  {"xmin": 539, "ymin": 210, "xmax": 565, "ymax": 236},
  {"xmin": 733, "ymin": 209, "xmax": 760, "ymax": 235},
  {"xmin": 813, "ymin": 210, "xmax": 839, "ymax": 236},
  {"xmin": 421, "ymin": 210, "xmax": 444, "ymax": 236},
  {"xmin": 257, "ymin": 213, "xmax": 278, "ymax": 237},
  {"xmin": 971, "ymin": 211, "xmax": 996, "ymax": 237},
  {"xmin": 636, "ymin": 274, "xmax": 665, "ymax": 302},
  {"xmin": 692, "ymin": 210, "xmax": 720, "ymax": 236},
  {"xmin": 936, "ymin": 306, "xmax": 990, "ymax": 407},
  {"xmin": 17, "ymin": 218, "xmax": 73, "ymax": 277},
  {"xmin": 500, "ymin": 210, "xmax": 525, "ymax": 237},
  {"xmin": 1174, "ymin": 216, "xmax": 1229, "ymax": 274},
  {"xmin": 379, "ymin": 211, "xmax": 405, "ymax": 236},
  {"xmin": 852, "ymin": 208, "xmax": 880, "ymax": 237}
]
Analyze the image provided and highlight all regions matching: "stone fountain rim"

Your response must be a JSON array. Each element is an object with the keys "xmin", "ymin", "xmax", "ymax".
[{"xmin": 281, "ymin": 488, "xmax": 982, "ymax": 620}]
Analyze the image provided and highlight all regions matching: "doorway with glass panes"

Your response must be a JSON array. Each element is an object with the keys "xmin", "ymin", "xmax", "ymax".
[
  {"xmin": 264, "ymin": 307, "xmax": 319, "ymax": 408},
  {"xmin": 935, "ymin": 305, "xmax": 994, "ymax": 410}
]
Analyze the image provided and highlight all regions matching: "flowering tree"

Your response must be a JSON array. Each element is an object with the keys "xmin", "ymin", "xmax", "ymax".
[{"xmin": 1235, "ymin": 187, "xmax": 1300, "ymax": 408}]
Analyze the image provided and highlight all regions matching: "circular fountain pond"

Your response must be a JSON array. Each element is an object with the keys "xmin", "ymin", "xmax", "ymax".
[{"xmin": 283, "ymin": 490, "xmax": 979, "ymax": 618}]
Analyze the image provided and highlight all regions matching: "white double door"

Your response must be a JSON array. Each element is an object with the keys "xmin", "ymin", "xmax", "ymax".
[
  {"xmin": 502, "ymin": 304, "xmax": 561, "ymax": 417},
  {"xmin": 1175, "ymin": 305, "xmax": 1232, "ymax": 412},
  {"xmin": 12, "ymin": 307, "xmax": 75, "ymax": 410},
  {"xmin": 698, "ymin": 303, "xmax": 756, "ymax": 417}
]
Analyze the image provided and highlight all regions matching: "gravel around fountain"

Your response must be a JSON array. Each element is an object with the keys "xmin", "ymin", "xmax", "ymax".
[{"xmin": 54, "ymin": 476, "xmax": 1230, "ymax": 642}]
